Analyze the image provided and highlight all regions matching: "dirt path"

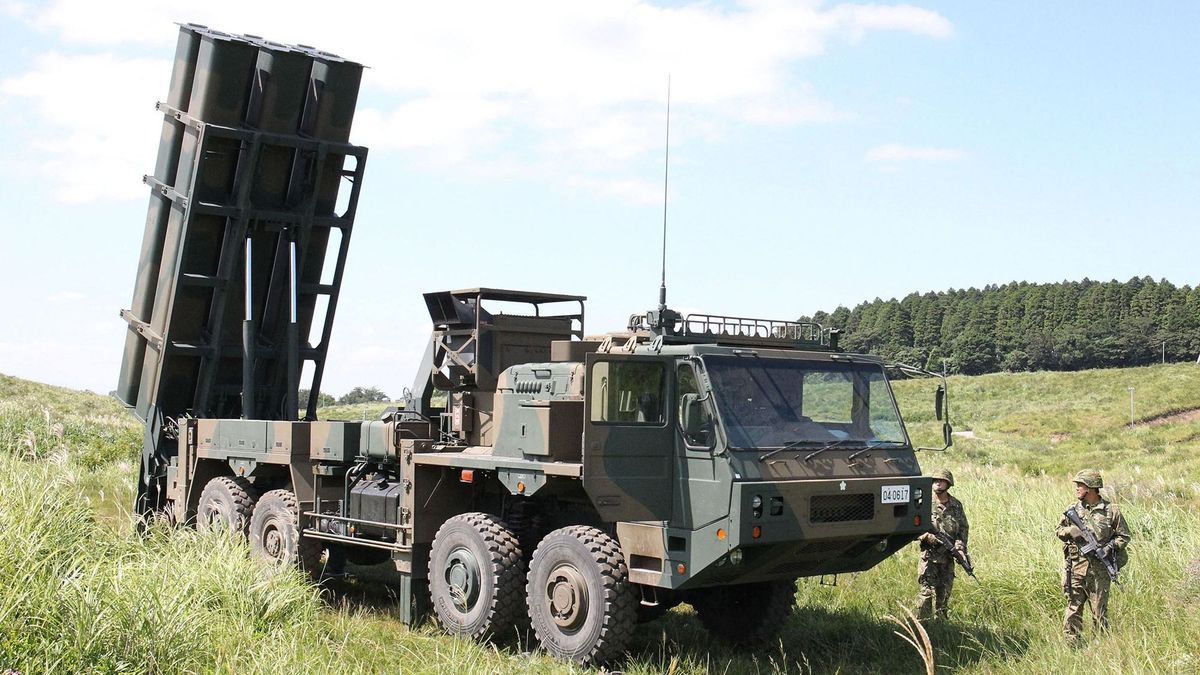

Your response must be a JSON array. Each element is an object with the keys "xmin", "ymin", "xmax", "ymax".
[{"xmin": 1141, "ymin": 408, "xmax": 1200, "ymax": 426}]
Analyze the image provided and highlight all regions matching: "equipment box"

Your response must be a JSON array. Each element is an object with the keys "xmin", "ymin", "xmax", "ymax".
[
  {"xmin": 309, "ymin": 421, "xmax": 361, "ymax": 462},
  {"xmin": 267, "ymin": 421, "xmax": 310, "ymax": 457}
]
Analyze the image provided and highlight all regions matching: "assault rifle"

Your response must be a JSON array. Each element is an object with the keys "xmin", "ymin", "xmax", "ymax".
[
  {"xmin": 1062, "ymin": 507, "xmax": 1120, "ymax": 583},
  {"xmin": 931, "ymin": 529, "xmax": 979, "ymax": 583}
]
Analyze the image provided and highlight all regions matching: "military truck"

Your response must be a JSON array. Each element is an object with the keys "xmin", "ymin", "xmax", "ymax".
[{"xmin": 118, "ymin": 24, "xmax": 950, "ymax": 665}]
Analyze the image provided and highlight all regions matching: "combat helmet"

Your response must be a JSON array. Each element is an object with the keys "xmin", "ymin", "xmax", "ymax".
[
  {"xmin": 1072, "ymin": 468, "xmax": 1103, "ymax": 489},
  {"xmin": 931, "ymin": 468, "xmax": 954, "ymax": 487}
]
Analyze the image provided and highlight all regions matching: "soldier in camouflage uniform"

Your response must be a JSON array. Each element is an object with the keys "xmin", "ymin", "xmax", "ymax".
[
  {"xmin": 915, "ymin": 468, "xmax": 969, "ymax": 620},
  {"xmin": 1056, "ymin": 468, "xmax": 1131, "ymax": 645}
]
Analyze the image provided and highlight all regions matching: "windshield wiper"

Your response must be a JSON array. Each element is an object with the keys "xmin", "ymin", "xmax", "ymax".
[
  {"xmin": 846, "ymin": 440, "xmax": 907, "ymax": 462},
  {"xmin": 758, "ymin": 439, "xmax": 822, "ymax": 462},
  {"xmin": 802, "ymin": 438, "xmax": 856, "ymax": 462},
  {"xmin": 760, "ymin": 438, "xmax": 909, "ymax": 463}
]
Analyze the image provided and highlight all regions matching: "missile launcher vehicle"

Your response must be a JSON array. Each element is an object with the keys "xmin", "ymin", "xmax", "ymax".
[{"xmin": 118, "ymin": 24, "xmax": 951, "ymax": 665}]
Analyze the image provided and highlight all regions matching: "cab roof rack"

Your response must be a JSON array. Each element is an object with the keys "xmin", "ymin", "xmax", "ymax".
[{"xmin": 628, "ymin": 307, "xmax": 839, "ymax": 351}]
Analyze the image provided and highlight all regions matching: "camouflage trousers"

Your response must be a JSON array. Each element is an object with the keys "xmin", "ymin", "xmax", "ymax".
[
  {"xmin": 1063, "ymin": 560, "xmax": 1111, "ymax": 643},
  {"xmin": 916, "ymin": 556, "xmax": 955, "ymax": 619}
]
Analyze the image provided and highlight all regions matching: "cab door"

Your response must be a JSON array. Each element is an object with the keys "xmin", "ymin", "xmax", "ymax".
[
  {"xmin": 583, "ymin": 353, "xmax": 674, "ymax": 522},
  {"xmin": 674, "ymin": 360, "xmax": 726, "ymax": 529}
]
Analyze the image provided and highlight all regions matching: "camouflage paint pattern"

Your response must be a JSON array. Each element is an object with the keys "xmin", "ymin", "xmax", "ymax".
[{"xmin": 172, "ymin": 285, "xmax": 933, "ymax": 592}]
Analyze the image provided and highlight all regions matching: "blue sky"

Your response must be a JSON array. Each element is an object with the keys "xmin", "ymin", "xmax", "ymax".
[{"xmin": 1, "ymin": 1, "xmax": 1197, "ymax": 396}]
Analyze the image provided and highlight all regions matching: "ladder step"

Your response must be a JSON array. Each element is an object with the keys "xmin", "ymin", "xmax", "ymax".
[{"xmin": 299, "ymin": 283, "xmax": 335, "ymax": 296}]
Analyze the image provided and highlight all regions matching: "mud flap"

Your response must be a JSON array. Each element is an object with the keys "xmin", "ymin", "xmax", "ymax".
[{"xmin": 398, "ymin": 575, "xmax": 430, "ymax": 625}]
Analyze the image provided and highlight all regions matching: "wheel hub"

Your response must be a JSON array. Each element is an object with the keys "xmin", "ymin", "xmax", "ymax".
[
  {"xmin": 445, "ymin": 546, "xmax": 481, "ymax": 612},
  {"xmin": 201, "ymin": 503, "xmax": 225, "ymax": 529},
  {"xmin": 546, "ymin": 563, "xmax": 588, "ymax": 630},
  {"xmin": 264, "ymin": 526, "xmax": 283, "ymax": 558}
]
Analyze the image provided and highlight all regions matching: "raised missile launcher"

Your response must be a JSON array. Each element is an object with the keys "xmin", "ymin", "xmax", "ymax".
[{"xmin": 119, "ymin": 25, "xmax": 950, "ymax": 666}]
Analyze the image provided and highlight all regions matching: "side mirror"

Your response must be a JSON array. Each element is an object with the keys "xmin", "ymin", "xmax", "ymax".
[
  {"xmin": 935, "ymin": 384, "xmax": 945, "ymax": 421},
  {"xmin": 680, "ymin": 393, "xmax": 703, "ymax": 437},
  {"xmin": 943, "ymin": 421, "xmax": 953, "ymax": 448}
]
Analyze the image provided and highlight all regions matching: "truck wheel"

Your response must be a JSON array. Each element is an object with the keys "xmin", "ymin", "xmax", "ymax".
[
  {"xmin": 248, "ymin": 489, "xmax": 323, "ymax": 576},
  {"xmin": 690, "ymin": 578, "xmax": 797, "ymax": 645},
  {"xmin": 526, "ymin": 526, "xmax": 636, "ymax": 665},
  {"xmin": 429, "ymin": 513, "xmax": 525, "ymax": 641},
  {"xmin": 196, "ymin": 476, "xmax": 257, "ymax": 537}
]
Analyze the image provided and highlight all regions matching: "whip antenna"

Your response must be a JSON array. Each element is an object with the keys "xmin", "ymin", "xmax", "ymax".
[{"xmin": 659, "ymin": 76, "xmax": 671, "ymax": 312}]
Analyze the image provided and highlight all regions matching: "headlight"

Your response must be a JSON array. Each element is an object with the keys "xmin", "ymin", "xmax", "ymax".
[
  {"xmin": 729, "ymin": 549, "xmax": 743, "ymax": 565},
  {"xmin": 751, "ymin": 495, "xmax": 763, "ymax": 509}
]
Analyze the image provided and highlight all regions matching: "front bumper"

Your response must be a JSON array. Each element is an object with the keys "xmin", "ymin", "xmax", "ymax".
[{"xmin": 682, "ymin": 476, "xmax": 932, "ymax": 588}]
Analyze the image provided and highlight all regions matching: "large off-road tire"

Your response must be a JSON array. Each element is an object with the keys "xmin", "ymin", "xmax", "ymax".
[
  {"xmin": 690, "ymin": 578, "xmax": 797, "ymax": 645},
  {"xmin": 248, "ymin": 489, "xmax": 323, "ymax": 577},
  {"xmin": 526, "ymin": 526, "xmax": 636, "ymax": 665},
  {"xmin": 196, "ymin": 476, "xmax": 257, "ymax": 537},
  {"xmin": 429, "ymin": 512, "xmax": 525, "ymax": 641}
]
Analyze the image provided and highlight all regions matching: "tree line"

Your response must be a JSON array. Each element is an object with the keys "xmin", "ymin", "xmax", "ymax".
[
  {"xmin": 805, "ymin": 277, "xmax": 1200, "ymax": 375},
  {"xmin": 298, "ymin": 386, "xmax": 389, "ymax": 408}
]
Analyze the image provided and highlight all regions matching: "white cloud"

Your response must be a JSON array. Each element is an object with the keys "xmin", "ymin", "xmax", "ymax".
[
  {"xmin": 354, "ymin": 95, "xmax": 512, "ymax": 163},
  {"xmin": 865, "ymin": 143, "xmax": 965, "ymax": 163},
  {"xmin": 829, "ymin": 3, "xmax": 953, "ymax": 42},
  {"xmin": 565, "ymin": 175, "xmax": 664, "ymax": 205},
  {"xmin": 4, "ymin": 1, "xmax": 954, "ymax": 204},
  {"xmin": 47, "ymin": 291, "xmax": 85, "ymax": 303},
  {"xmin": 1, "ymin": 52, "xmax": 165, "ymax": 203},
  {"xmin": 1, "ymin": 2, "xmax": 28, "ymax": 20}
]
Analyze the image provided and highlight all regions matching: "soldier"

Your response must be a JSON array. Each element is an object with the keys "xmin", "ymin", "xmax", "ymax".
[
  {"xmin": 1056, "ymin": 468, "xmax": 1131, "ymax": 645},
  {"xmin": 915, "ymin": 468, "xmax": 969, "ymax": 620}
]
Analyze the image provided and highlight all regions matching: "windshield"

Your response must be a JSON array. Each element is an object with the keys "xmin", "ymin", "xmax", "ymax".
[{"xmin": 703, "ymin": 355, "xmax": 908, "ymax": 450}]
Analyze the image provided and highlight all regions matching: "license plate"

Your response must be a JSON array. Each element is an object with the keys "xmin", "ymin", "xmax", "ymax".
[{"xmin": 881, "ymin": 485, "xmax": 910, "ymax": 504}]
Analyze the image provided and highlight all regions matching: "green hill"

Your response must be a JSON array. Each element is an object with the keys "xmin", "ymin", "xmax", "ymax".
[
  {"xmin": 1, "ymin": 365, "xmax": 1198, "ymax": 673},
  {"xmin": 892, "ymin": 362, "xmax": 1200, "ymax": 496}
]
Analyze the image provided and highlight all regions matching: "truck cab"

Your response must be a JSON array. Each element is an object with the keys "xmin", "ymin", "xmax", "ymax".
[{"xmin": 580, "ymin": 342, "xmax": 930, "ymax": 592}]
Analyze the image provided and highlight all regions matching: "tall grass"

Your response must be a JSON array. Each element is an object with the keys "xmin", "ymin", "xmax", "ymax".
[
  {"xmin": 2, "ymin": 367, "xmax": 1199, "ymax": 673},
  {"xmin": 0, "ymin": 373, "xmax": 139, "ymax": 470},
  {"xmin": 1, "ymin": 451, "xmax": 315, "ymax": 672},
  {"xmin": 778, "ymin": 463, "xmax": 1200, "ymax": 673}
]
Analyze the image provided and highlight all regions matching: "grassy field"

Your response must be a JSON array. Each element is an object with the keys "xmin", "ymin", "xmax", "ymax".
[
  {"xmin": 1, "ymin": 364, "xmax": 1199, "ymax": 673},
  {"xmin": 314, "ymin": 401, "xmax": 400, "ymax": 422},
  {"xmin": 892, "ymin": 363, "xmax": 1200, "ymax": 499}
]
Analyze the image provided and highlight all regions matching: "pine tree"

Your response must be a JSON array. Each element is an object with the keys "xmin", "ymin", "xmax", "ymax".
[{"xmin": 809, "ymin": 278, "xmax": 1194, "ymax": 375}]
